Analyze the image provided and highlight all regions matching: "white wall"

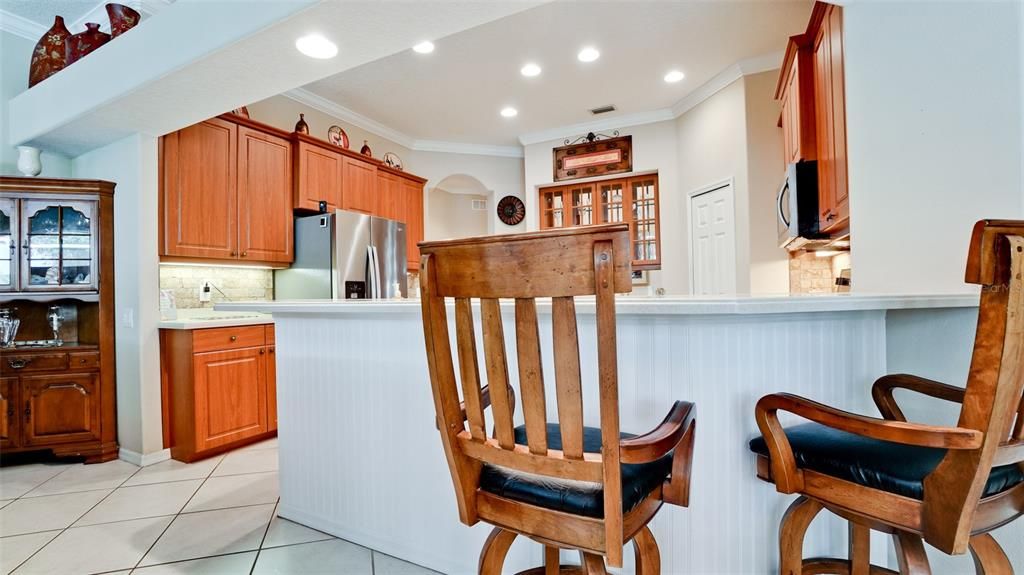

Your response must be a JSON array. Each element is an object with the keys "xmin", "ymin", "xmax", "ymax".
[
  {"xmin": 72, "ymin": 134, "xmax": 164, "ymax": 459},
  {"xmin": 523, "ymin": 121, "xmax": 681, "ymax": 292},
  {"xmin": 426, "ymin": 188, "xmax": 488, "ymax": 240},
  {"xmin": 845, "ymin": 1, "xmax": 1023, "ymax": 293},
  {"xmin": 0, "ymin": 31, "xmax": 70, "ymax": 176},
  {"xmin": 745, "ymin": 70, "xmax": 791, "ymax": 294}
]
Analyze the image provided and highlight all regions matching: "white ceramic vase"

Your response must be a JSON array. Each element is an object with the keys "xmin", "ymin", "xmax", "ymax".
[{"xmin": 16, "ymin": 146, "xmax": 42, "ymax": 177}]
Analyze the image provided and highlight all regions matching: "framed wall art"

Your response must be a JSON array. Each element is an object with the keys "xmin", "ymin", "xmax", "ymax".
[{"xmin": 553, "ymin": 134, "xmax": 632, "ymax": 182}]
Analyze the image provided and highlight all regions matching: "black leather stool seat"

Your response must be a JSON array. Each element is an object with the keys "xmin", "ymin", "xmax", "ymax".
[
  {"xmin": 479, "ymin": 424, "xmax": 672, "ymax": 519},
  {"xmin": 749, "ymin": 422, "xmax": 1024, "ymax": 500}
]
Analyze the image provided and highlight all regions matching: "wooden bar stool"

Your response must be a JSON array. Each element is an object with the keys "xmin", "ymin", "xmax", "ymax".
[
  {"xmin": 750, "ymin": 219, "xmax": 1024, "ymax": 574},
  {"xmin": 419, "ymin": 223, "xmax": 696, "ymax": 574}
]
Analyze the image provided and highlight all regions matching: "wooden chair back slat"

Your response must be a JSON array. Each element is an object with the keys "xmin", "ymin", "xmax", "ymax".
[
  {"xmin": 516, "ymin": 297, "xmax": 549, "ymax": 455},
  {"xmin": 481, "ymin": 298, "xmax": 516, "ymax": 449},
  {"xmin": 455, "ymin": 297, "xmax": 487, "ymax": 441},
  {"xmin": 921, "ymin": 223, "xmax": 1024, "ymax": 554},
  {"xmin": 552, "ymin": 296, "xmax": 585, "ymax": 460},
  {"xmin": 419, "ymin": 224, "xmax": 633, "ymax": 566}
]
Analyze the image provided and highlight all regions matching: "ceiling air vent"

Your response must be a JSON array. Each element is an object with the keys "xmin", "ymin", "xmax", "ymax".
[
  {"xmin": 589, "ymin": 105, "xmax": 616, "ymax": 115},
  {"xmin": 471, "ymin": 199, "xmax": 487, "ymax": 211}
]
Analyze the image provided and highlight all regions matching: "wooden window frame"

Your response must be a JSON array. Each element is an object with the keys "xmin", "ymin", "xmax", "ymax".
[{"xmin": 538, "ymin": 173, "xmax": 661, "ymax": 270}]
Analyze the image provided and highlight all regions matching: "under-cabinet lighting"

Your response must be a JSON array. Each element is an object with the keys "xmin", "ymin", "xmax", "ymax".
[
  {"xmin": 159, "ymin": 262, "xmax": 283, "ymax": 270},
  {"xmin": 814, "ymin": 250, "xmax": 842, "ymax": 258},
  {"xmin": 295, "ymin": 34, "xmax": 338, "ymax": 59}
]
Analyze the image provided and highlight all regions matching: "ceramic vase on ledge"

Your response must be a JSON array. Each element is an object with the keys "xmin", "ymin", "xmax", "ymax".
[
  {"xmin": 106, "ymin": 3, "xmax": 140, "ymax": 37},
  {"xmin": 28, "ymin": 16, "xmax": 71, "ymax": 87},
  {"xmin": 17, "ymin": 147, "xmax": 42, "ymax": 177},
  {"xmin": 65, "ymin": 23, "xmax": 111, "ymax": 66}
]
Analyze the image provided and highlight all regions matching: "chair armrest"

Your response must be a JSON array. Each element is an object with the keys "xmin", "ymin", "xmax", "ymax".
[
  {"xmin": 871, "ymin": 374, "xmax": 966, "ymax": 422},
  {"xmin": 620, "ymin": 401, "xmax": 696, "ymax": 507},
  {"xmin": 755, "ymin": 393, "xmax": 983, "ymax": 493}
]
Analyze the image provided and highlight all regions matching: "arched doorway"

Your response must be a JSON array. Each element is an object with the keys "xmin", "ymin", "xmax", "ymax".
[{"xmin": 425, "ymin": 174, "xmax": 491, "ymax": 240}]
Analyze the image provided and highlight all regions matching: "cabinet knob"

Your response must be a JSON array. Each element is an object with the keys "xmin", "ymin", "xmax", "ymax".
[
  {"xmin": 7, "ymin": 358, "xmax": 31, "ymax": 369},
  {"xmin": 259, "ymin": 348, "xmax": 265, "ymax": 355},
  {"xmin": 230, "ymin": 335, "xmax": 238, "ymax": 342},
  {"xmin": 241, "ymin": 251, "xmax": 248, "ymax": 257},
  {"xmin": 230, "ymin": 251, "xmax": 237, "ymax": 257},
  {"xmin": 269, "ymin": 347, "xmax": 275, "ymax": 354}
]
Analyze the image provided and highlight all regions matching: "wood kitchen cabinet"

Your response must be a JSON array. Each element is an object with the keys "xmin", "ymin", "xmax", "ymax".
[
  {"xmin": 161, "ymin": 323, "xmax": 276, "ymax": 462},
  {"xmin": 813, "ymin": 2, "xmax": 848, "ymax": 232},
  {"xmin": 161, "ymin": 115, "xmax": 293, "ymax": 265},
  {"xmin": 341, "ymin": 157, "xmax": 377, "ymax": 214},
  {"xmin": 376, "ymin": 166, "xmax": 426, "ymax": 271},
  {"xmin": 777, "ymin": 1, "xmax": 848, "ymax": 234},
  {"xmin": 294, "ymin": 140, "xmax": 343, "ymax": 212}
]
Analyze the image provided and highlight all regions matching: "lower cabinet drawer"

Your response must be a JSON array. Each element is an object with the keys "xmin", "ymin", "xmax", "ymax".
[
  {"xmin": 69, "ymin": 352, "xmax": 101, "ymax": 370},
  {"xmin": 192, "ymin": 325, "xmax": 267, "ymax": 353},
  {"xmin": 1, "ymin": 353, "xmax": 69, "ymax": 376}
]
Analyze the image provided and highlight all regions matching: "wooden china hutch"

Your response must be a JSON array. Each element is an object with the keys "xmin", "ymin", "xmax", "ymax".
[{"xmin": 0, "ymin": 177, "xmax": 118, "ymax": 463}]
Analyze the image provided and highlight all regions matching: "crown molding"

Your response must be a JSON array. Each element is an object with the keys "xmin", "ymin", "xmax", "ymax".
[
  {"xmin": 285, "ymin": 88, "xmax": 416, "ymax": 149},
  {"xmin": 286, "ymin": 88, "xmax": 525, "ymax": 158},
  {"xmin": 0, "ymin": 9, "xmax": 48, "ymax": 40},
  {"xmin": 413, "ymin": 139, "xmax": 523, "ymax": 158},
  {"xmin": 517, "ymin": 108, "xmax": 675, "ymax": 146}
]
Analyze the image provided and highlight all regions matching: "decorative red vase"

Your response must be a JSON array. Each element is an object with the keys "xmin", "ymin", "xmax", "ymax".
[
  {"xmin": 28, "ymin": 16, "xmax": 71, "ymax": 87},
  {"xmin": 105, "ymin": 3, "xmax": 140, "ymax": 37},
  {"xmin": 65, "ymin": 23, "xmax": 111, "ymax": 66},
  {"xmin": 360, "ymin": 140, "xmax": 372, "ymax": 157}
]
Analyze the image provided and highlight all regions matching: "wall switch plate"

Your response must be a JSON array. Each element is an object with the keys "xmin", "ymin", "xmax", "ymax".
[{"xmin": 122, "ymin": 308, "xmax": 134, "ymax": 328}]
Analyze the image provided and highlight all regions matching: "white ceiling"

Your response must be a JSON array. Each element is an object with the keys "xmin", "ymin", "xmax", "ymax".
[{"xmin": 303, "ymin": 0, "xmax": 812, "ymax": 147}]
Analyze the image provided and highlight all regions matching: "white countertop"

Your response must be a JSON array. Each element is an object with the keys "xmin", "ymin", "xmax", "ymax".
[
  {"xmin": 215, "ymin": 292, "xmax": 979, "ymax": 316},
  {"xmin": 158, "ymin": 308, "xmax": 274, "ymax": 330}
]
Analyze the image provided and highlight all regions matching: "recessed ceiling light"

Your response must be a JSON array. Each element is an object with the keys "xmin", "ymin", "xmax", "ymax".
[
  {"xmin": 664, "ymin": 70, "xmax": 685, "ymax": 83},
  {"xmin": 295, "ymin": 34, "xmax": 337, "ymax": 59},
  {"xmin": 577, "ymin": 46, "xmax": 600, "ymax": 63},
  {"xmin": 412, "ymin": 41, "xmax": 435, "ymax": 54},
  {"xmin": 520, "ymin": 63, "xmax": 542, "ymax": 77},
  {"xmin": 500, "ymin": 107, "xmax": 518, "ymax": 118}
]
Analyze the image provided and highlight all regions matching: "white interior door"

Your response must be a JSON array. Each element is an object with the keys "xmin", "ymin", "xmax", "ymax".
[{"xmin": 689, "ymin": 183, "xmax": 737, "ymax": 295}]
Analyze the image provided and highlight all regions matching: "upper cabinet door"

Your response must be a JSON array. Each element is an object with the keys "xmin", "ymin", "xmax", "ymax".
[
  {"xmin": 341, "ymin": 158, "xmax": 377, "ymax": 214},
  {"xmin": 0, "ymin": 199, "xmax": 17, "ymax": 292},
  {"xmin": 376, "ymin": 172, "xmax": 402, "ymax": 221},
  {"xmin": 294, "ymin": 141, "xmax": 342, "ymax": 212},
  {"xmin": 827, "ymin": 4, "xmax": 849, "ymax": 230},
  {"xmin": 161, "ymin": 118, "xmax": 238, "ymax": 259},
  {"xmin": 402, "ymin": 179, "xmax": 424, "ymax": 271},
  {"xmin": 20, "ymin": 199, "xmax": 99, "ymax": 291},
  {"xmin": 237, "ymin": 127, "xmax": 294, "ymax": 264}
]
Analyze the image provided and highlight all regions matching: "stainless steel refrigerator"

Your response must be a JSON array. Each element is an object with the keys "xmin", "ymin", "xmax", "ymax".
[{"xmin": 275, "ymin": 210, "xmax": 407, "ymax": 300}]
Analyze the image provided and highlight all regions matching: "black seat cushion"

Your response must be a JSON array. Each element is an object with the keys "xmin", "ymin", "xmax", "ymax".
[
  {"xmin": 479, "ymin": 423, "xmax": 672, "ymax": 519},
  {"xmin": 749, "ymin": 422, "xmax": 1024, "ymax": 500}
]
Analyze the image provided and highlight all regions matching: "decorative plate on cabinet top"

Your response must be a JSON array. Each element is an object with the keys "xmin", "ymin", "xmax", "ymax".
[
  {"xmin": 382, "ymin": 152, "xmax": 403, "ymax": 171},
  {"xmin": 497, "ymin": 195, "xmax": 525, "ymax": 226},
  {"xmin": 328, "ymin": 125, "xmax": 349, "ymax": 149}
]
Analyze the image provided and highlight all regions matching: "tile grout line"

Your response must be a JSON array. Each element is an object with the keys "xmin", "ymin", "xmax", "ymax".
[
  {"xmin": 9, "ymin": 461, "xmax": 146, "ymax": 574},
  {"xmin": 128, "ymin": 456, "xmax": 227, "ymax": 573},
  {"xmin": 248, "ymin": 498, "xmax": 281, "ymax": 575}
]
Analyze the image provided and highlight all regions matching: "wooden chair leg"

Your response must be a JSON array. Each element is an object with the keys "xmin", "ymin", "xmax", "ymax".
[
  {"xmin": 779, "ymin": 496, "xmax": 824, "ymax": 575},
  {"xmin": 633, "ymin": 526, "xmax": 661, "ymax": 575},
  {"xmin": 578, "ymin": 551, "xmax": 607, "ymax": 575},
  {"xmin": 892, "ymin": 531, "xmax": 931, "ymax": 575},
  {"xmin": 545, "ymin": 546, "xmax": 561, "ymax": 575},
  {"xmin": 969, "ymin": 533, "xmax": 1013, "ymax": 575},
  {"xmin": 849, "ymin": 522, "xmax": 871, "ymax": 575},
  {"xmin": 479, "ymin": 527, "xmax": 518, "ymax": 575}
]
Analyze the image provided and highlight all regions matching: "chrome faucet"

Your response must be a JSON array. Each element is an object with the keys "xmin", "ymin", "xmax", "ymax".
[{"xmin": 47, "ymin": 305, "xmax": 65, "ymax": 346}]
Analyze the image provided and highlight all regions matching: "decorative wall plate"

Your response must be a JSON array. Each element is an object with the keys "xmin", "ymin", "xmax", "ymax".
[
  {"xmin": 230, "ymin": 106, "xmax": 250, "ymax": 118},
  {"xmin": 382, "ymin": 152, "xmax": 403, "ymax": 171},
  {"xmin": 497, "ymin": 195, "xmax": 525, "ymax": 226},
  {"xmin": 328, "ymin": 125, "xmax": 349, "ymax": 149}
]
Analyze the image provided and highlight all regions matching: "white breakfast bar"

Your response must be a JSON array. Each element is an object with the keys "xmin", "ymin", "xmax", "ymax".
[{"xmin": 218, "ymin": 294, "xmax": 1022, "ymax": 574}]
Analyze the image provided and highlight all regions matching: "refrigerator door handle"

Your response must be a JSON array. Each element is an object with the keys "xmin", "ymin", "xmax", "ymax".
[{"xmin": 367, "ymin": 245, "xmax": 382, "ymax": 299}]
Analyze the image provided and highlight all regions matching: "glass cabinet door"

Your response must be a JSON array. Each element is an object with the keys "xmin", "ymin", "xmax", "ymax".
[
  {"xmin": 568, "ymin": 184, "xmax": 595, "ymax": 226},
  {"xmin": 598, "ymin": 181, "xmax": 625, "ymax": 224},
  {"xmin": 630, "ymin": 178, "xmax": 659, "ymax": 264},
  {"xmin": 21, "ymin": 200, "xmax": 98, "ymax": 291},
  {"xmin": 0, "ymin": 199, "xmax": 16, "ymax": 291},
  {"xmin": 541, "ymin": 188, "xmax": 565, "ymax": 229}
]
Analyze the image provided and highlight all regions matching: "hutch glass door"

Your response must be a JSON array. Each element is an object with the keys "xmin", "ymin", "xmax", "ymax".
[
  {"xmin": 21, "ymin": 200, "xmax": 99, "ymax": 291},
  {"xmin": 0, "ymin": 199, "xmax": 16, "ymax": 291}
]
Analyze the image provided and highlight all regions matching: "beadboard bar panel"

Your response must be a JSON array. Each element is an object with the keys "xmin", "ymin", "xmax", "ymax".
[{"xmin": 268, "ymin": 305, "xmax": 908, "ymax": 574}]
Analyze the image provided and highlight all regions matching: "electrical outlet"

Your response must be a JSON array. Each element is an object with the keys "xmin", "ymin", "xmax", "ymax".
[{"xmin": 199, "ymin": 281, "xmax": 212, "ymax": 303}]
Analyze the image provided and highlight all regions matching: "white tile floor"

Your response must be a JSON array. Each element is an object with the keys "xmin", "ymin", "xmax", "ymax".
[{"xmin": 0, "ymin": 439, "xmax": 439, "ymax": 575}]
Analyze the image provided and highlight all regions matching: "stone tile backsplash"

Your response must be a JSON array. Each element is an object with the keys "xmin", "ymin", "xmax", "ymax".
[
  {"xmin": 789, "ymin": 251, "xmax": 850, "ymax": 294},
  {"xmin": 159, "ymin": 265, "xmax": 273, "ymax": 309}
]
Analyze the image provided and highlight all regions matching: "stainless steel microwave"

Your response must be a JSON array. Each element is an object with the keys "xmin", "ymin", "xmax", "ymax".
[{"xmin": 777, "ymin": 160, "xmax": 826, "ymax": 250}]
